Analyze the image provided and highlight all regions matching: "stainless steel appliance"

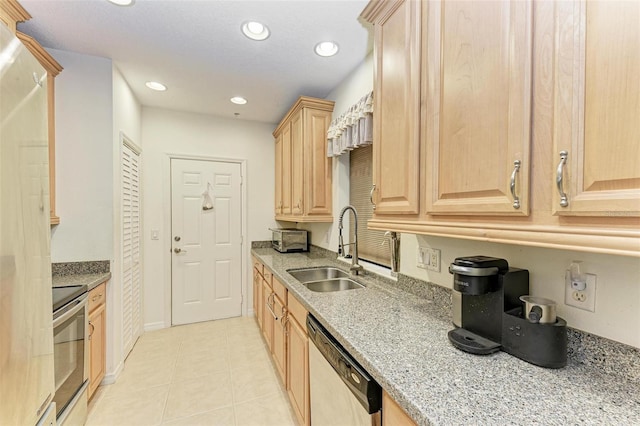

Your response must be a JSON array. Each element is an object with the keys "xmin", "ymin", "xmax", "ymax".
[
  {"xmin": 307, "ymin": 314, "xmax": 381, "ymax": 426},
  {"xmin": 52, "ymin": 285, "xmax": 89, "ymax": 425},
  {"xmin": 270, "ymin": 228, "xmax": 308, "ymax": 253},
  {"xmin": 448, "ymin": 256, "xmax": 567, "ymax": 368},
  {"xmin": 0, "ymin": 23, "xmax": 56, "ymax": 426}
]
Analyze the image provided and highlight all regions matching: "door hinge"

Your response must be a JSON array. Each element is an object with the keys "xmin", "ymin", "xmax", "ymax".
[
  {"xmin": 240, "ymin": 175, "xmax": 243, "ymax": 185},
  {"xmin": 241, "ymin": 235, "xmax": 244, "ymax": 244}
]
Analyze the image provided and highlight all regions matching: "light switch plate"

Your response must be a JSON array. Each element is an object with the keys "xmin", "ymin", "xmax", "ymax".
[
  {"xmin": 151, "ymin": 229, "xmax": 159, "ymax": 240},
  {"xmin": 417, "ymin": 247, "xmax": 440, "ymax": 272},
  {"xmin": 564, "ymin": 270, "xmax": 596, "ymax": 312}
]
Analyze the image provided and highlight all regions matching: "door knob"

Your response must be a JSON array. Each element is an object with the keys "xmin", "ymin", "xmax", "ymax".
[
  {"xmin": 174, "ymin": 248, "xmax": 187, "ymax": 253},
  {"xmin": 174, "ymin": 236, "xmax": 181, "ymax": 241}
]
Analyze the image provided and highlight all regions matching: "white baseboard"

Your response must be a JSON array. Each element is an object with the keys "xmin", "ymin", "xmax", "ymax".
[
  {"xmin": 102, "ymin": 360, "xmax": 124, "ymax": 385},
  {"xmin": 144, "ymin": 321, "xmax": 166, "ymax": 332}
]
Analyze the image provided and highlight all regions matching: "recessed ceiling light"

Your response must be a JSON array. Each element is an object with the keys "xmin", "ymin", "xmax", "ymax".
[
  {"xmin": 230, "ymin": 96, "xmax": 248, "ymax": 105},
  {"xmin": 241, "ymin": 21, "xmax": 270, "ymax": 41},
  {"xmin": 145, "ymin": 81, "xmax": 167, "ymax": 91},
  {"xmin": 107, "ymin": 0, "xmax": 134, "ymax": 6},
  {"xmin": 315, "ymin": 41, "xmax": 339, "ymax": 57}
]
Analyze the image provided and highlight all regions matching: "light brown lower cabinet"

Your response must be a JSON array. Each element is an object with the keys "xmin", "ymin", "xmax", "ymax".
[
  {"xmin": 285, "ymin": 291, "xmax": 310, "ymax": 426},
  {"xmin": 261, "ymin": 278, "xmax": 273, "ymax": 352},
  {"xmin": 272, "ymin": 294, "xmax": 287, "ymax": 383},
  {"xmin": 382, "ymin": 390, "xmax": 416, "ymax": 426},
  {"xmin": 253, "ymin": 265, "xmax": 263, "ymax": 329},
  {"xmin": 88, "ymin": 282, "xmax": 107, "ymax": 399}
]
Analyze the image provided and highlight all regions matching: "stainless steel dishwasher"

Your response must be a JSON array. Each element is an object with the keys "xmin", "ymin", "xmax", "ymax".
[{"xmin": 307, "ymin": 314, "xmax": 381, "ymax": 426}]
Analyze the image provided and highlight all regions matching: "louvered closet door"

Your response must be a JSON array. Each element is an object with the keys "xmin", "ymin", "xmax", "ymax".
[{"xmin": 122, "ymin": 141, "xmax": 142, "ymax": 357}]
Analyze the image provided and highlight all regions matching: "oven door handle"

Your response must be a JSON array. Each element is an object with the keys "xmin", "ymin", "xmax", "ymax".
[{"xmin": 53, "ymin": 294, "xmax": 88, "ymax": 327}]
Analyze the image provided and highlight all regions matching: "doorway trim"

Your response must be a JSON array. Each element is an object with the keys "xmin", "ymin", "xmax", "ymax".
[{"xmin": 161, "ymin": 153, "xmax": 248, "ymax": 328}]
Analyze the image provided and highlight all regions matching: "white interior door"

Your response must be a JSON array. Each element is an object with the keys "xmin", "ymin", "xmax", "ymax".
[{"xmin": 171, "ymin": 158, "xmax": 242, "ymax": 325}]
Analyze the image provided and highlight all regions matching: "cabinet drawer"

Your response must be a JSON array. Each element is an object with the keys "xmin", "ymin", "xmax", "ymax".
[
  {"xmin": 287, "ymin": 292, "xmax": 308, "ymax": 332},
  {"xmin": 272, "ymin": 276, "xmax": 287, "ymax": 304},
  {"xmin": 88, "ymin": 282, "xmax": 106, "ymax": 314}
]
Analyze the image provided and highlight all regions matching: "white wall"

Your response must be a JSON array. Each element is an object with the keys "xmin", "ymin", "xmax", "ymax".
[
  {"xmin": 303, "ymin": 50, "xmax": 640, "ymax": 349},
  {"xmin": 141, "ymin": 107, "xmax": 276, "ymax": 328},
  {"xmin": 48, "ymin": 49, "xmax": 113, "ymax": 262},
  {"xmin": 110, "ymin": 65, "xmax": 142, "ymax": 379},
  {"xmin": 298, "ymin": 51, "xmax": 374, "ymax": 249}
]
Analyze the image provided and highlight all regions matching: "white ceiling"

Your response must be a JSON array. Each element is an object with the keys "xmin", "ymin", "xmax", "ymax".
[{"xmin": 18, "ymin": 0, "xmax": 372, "ymax": 124}]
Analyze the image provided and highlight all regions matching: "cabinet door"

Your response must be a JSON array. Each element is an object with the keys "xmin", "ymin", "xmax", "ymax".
[
  {"xmin": 275, "ymin": 133, "xmax": 283, "ymax": 216},
  {"xmin": 272, "ymin": 296, "xmax": 287, "ymax": 384},
  {"xmin": 253, "ymin": 268, "xmax": 262, "ymax": 328},
  {"xmin": 368, "ymin": 0, "xmax": 421, "ymax": 215},
  {"xmin": 304, "ymin": 108, "xmax": 332, "ymax": 217},
  {"xmin": 262, "ymin": 280, "xmax": 273, "ymax": 351},
  {"xmin": 552, "ymin": 0, "xmax": 640, "ymax": 216},
  {"xmin": 287, "ymin": 317, "xmax": 309, "ymax": 426},
  {"xmin": 291, "ymin": 111, "xmax": 304, "ymax": 215},
  {"xmin": 88, "ymin": 303, "xmax": 106, "ymax": 399},
  {"xmin": 424, "ymin": 0, "xmax": 533, "ymax": 215},
  {"xmin": 282, "ymin": 123, "xmax": 293, "ymax": 216},
  {"xmin": 382, "ymin": 390, "xmax": 416, "ymax": 426}
]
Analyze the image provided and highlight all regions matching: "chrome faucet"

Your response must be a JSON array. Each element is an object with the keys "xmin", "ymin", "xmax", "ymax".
[{"xmin": 338, "ymin": 205, "xmax": 364, "ymax": 275}]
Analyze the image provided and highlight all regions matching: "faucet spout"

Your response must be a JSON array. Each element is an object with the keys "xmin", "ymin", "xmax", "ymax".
[{"xmin": 338, "ymin": 205, "xmax": 364, "ymax": 275}]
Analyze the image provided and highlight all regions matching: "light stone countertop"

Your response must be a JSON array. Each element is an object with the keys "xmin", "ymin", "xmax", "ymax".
[
  {"xmin": 52, "ymin": 272, "xmax": 111, "ymax": 292},
  {"xmin": 252, "ymin": 248, "xmax": 640, "ymax": 426}
]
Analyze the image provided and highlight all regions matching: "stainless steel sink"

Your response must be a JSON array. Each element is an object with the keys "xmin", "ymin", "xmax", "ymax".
[
  {"xmin": 303, "ymin": 278, "xmax": 364, "ymax": 293},
  {"xmin": 288, "ymin": 267, "xmax": 349, "ymax": 283}
]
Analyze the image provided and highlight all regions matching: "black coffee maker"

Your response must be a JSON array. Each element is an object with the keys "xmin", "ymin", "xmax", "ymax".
[{"xmin": 448, "ymin": 256, "xmax": 567, "ymax": 368}]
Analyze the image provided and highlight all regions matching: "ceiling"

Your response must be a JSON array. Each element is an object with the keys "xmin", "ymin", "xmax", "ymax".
[{"xmin": 18, "ymin": 0, "xmax": 372, "ymax": 124}]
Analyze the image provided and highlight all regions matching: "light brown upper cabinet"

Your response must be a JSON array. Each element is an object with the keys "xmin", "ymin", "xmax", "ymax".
[
  {"xmin": 362, "ymin": 0, "xmax": 421, "ymax": 215},
  {"xmin": 552, "ymin": 0, "xmax": 640, "ymax": 217},
  {"xmin": 273, "ymin": 96, "xmax": 335, "ymax": 222},
  {"xmin": 1, "ymin": 0, "xmax": 63, "ymax": 225},
  {"xmin": 423, "ymin": 0, "xmax": 533, "ymax": 215},
  {"xmin": 362, "ymin": 0, "xmax": 640, "ymax": 257}
]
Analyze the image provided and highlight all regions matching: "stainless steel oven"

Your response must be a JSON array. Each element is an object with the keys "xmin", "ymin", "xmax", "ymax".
[{"xmin": 52, "ymin": 286, "xmax": 89, "ymax": 425}]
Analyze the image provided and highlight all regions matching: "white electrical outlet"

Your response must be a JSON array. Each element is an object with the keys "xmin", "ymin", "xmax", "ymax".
[
  {"xmin": 564, "ymin": 270, "xmax": 596, "ymax": 312},
  {"xmin": 427, "ymin": 248, "xmax": 441, "ymax": 272}
]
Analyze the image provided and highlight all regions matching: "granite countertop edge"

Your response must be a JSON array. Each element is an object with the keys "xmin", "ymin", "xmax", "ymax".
[
  {"xmin": 251, "ymin": 247, "xmax": 640, "ymax": 426},
  {"xmin": 52, "ymin": 272, "xmax": 111, "ymax": 291}
]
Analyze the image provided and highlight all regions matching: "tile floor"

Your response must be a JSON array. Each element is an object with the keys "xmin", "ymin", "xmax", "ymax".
[{"xmin": 87, "ymin": 317, "xmax": 297, "ymax": 426}]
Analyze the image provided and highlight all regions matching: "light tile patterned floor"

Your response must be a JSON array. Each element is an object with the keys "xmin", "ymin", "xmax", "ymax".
[{"xmin": 87, "ymin": 317, "xmax": 297, "ymax": 426}]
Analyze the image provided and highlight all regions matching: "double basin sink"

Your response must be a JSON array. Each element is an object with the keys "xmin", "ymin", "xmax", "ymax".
[{"xmin": 287, "ymin": 267, "xmax": 364, "ymax": 293}]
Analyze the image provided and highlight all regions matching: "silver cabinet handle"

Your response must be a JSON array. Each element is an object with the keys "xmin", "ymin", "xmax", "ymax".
[
  {"xmin": 510, "ymin": 160, "xmax": 521, "ymax": 209},
  {"xmin": 88, "ymin": 321, "xmax": 95, "ymax": 339},
  {"xmin": 556, "ymin": 151, "xmax": 569, "ymax": 207},
  {"xmin": 174, "ymin": 248, "xmax": 187, "ymax": 253},
  {"xmin": 266, "ymin": 293, "xmax": 279, "ymax": 320},
  {"xmin": 370, "ymin": 184, "xmax": 376, "ymax": 210}
]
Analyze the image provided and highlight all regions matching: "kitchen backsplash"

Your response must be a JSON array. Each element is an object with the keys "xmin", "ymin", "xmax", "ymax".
[
  {"xmin": 254, "ymin": 243, "xmax": 640, "ymax": 384},
  {"xmin": 52, "ymin": 260, "xmax": 110, "ymax": 276}
]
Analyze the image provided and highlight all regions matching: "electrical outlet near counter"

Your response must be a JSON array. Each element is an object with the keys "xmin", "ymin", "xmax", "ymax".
[{"xmin": 564, "ymin": 270, "xmax": 597, "ymax": 312}]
